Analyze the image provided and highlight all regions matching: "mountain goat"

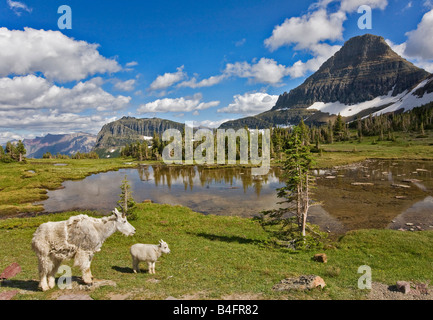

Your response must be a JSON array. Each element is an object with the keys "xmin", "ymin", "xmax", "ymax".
[
  {"xmin": 130, "ymin": 240, "xmax": 170, "ymax": 274},
  {"xmin": 31, "ymin": 208, "xmax": 135, "ymax": 291}
]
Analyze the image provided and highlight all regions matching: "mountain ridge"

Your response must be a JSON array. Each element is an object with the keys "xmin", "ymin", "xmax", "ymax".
[{"xmin": 220, "ymin": 34, "xmax": 432, "ymax": 129}]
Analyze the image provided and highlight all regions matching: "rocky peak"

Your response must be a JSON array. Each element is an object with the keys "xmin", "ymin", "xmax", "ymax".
[{"xmin": 273, "ymin": 34, "xmax": 430, "ymax": 110}]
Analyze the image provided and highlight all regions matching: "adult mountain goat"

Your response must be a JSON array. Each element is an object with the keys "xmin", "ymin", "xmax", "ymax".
[{"xmin": 32, "ymin": 208, "xmax": 135, "ymax": 291}]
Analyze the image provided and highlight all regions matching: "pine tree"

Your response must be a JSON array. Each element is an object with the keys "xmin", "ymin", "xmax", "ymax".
[
  {"xmin": 16, "ymin": 140, "xmax": 26, "ymax": 162},
  {"xmin": 259, "ymin": 124, "xmax": 322, "ymax": 249},
  {"xmin": 117, "ymin": 175, "xmax": 137, "ymax": 220}
]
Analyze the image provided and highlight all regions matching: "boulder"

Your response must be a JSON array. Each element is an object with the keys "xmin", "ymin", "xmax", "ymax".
[
  {"xmin": 313, "ymin": 253, "xmax": 328, "ymax": 263},
  {"xmin": 396, "ymin": 281, "xmax": 411, "ymax": 294},
  {"xmin": 0, "ymin": 263, "xmax": 21, "ymax": 280},
  {"xmin": 273, "ymin": 275, "xmax": 326, "ymax": 291}
]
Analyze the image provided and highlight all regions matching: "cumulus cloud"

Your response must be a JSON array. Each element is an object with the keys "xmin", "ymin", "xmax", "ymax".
[
  {"xmin": 7, "ymin": 0, "xmax": 32, "ymax": 16},
  {"xmin": 0, "ymin": 28, "xmax": 121, "ymax": 82},
  {"xmin": 113, "ymin": 79, "xmax": 136, "ymax": 92},
  {"xmin": 149, "ymin": 66, "xmax": 186, "ymax": 91},
  {"xmin": 385, "ymin": 9, "xmax": 433, "ymax": 73},
  {"xmin": 339, "ymin": 0, "xmax": 388, "ymax": 12},
  {"xmin": 225, "ymin": 58, "xmax": 290, "ymax": 85},
  {"xmin": 178, "ymin": 74, "xmax": 227, "ymax": 89},
  {"xmin": 0, "ymin": 75, "xmax": 131, "ymax": 112},
  {"xmin": 264, "ymin": 9, "xmax": 346, "ymax": 52},
  {"xmin": 137, "ymin": 93, "xmax": 220, "ymax": 114},
  {"xmin": 193, "ymin": 119, "xmax": 234, "ymax": 129},
  {"xmin": 0, "ymin": 110, "xmax": 117, "ymax": 136},
  {"xmin": 125, "ymin": 61, "xmax": 138, "ymax": 67},
  {"xmin": 404, "ymin": 9, "xmax": 433, "ymax": 60},
  {"xmin": 0, "ymin": 131, "xmax": 25, "ymax": 144},
  {"xmin": 218, "ymin": 92, "xmax": 279, "ymax": 116}
]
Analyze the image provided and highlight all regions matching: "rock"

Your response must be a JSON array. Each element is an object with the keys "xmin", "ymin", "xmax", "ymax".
[
  {"xmin": 406, "ymin": 223, "xmax": 414, "ymax": 226},
  {"xmin": 325, "ymin": 176, "xmax": 336, "ymax": 179},
  {"xmin": 0, "ymin": 290, "xmax": 18, "ymax": 300},
  {"xmin": 273, "ymin": 275, "xmax": 326, "ymax": 291},
  {"xmin": 313, "ymin": 253, "xmax": 328, "ymax": 263},
  {"xmin": 402, "ymin": 179, "xmax": 422, "ymax": 183},
  {"xmin": 57, "ymin": 294, "xmax": 93, "ymax": 300},
  {"xmin": 142, "ymin": 199, "xmax": 152, "ymax": 203},
  {"xmin": 0, "ymin": 263, "xmax": 21, "ymax": 280},
  {"xmin": 166, "ymin": 296, "xmax": 179, "ymax": 300},
  {"xmin": 395, "ymin": 196, "xmax": 407, "ymax": 199},
  {"xmin": 78, "ymin": 279, "xmax": 117, "ymax": 291},
  {"xmin": 396, "ymin": 281, "xmax": 411, "ymax": 294},
  {"xmin": 392, "ymin": 184, "xmax": 411, "ymax": 189}
]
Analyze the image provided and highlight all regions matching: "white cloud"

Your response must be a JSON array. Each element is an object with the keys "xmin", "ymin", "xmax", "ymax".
[
  {"xmin": 218, "ymin": 92, "xmax": 279, "ymax": 116},
  {"xmin": 385, "ymin": 9, "xmax": 433, "ymax": 73},
  {"xmin": 0, "ymin": 131, "xmax": 25, "ymax": 144},
  {"xmin": 113, "ymin": 79, "xmax": 136, "ymax": 92},
  {"xmin": 178, "ymin": 74, "xmax": 227, "ymax": 88},
  {"xmin": 0, "ymin": 110, "xmax": 117, "ymax": 136},
  {"xmin": 7, "ymin": 0, "xmax": 32, "ymax": 16},
  {"xmin": 225, "ymin": 58, "xmax": 290, "ymax": 85},
  {"xmin": 0, "ymin": 75, "xmax": 131, "ymax": 112},
  {"xmin": 264, "ymin": 9, "xmax": 346, "ymax": 52},
  {"xmin": 149, "ymin": 66, "xmax": 186, "ymax": 91},
  {"xmin": 137, "ymin": 93, "xmax": 220, "ymax": 114},
  {"xmin": 0, "ymin": 28, "xmax": 121, "ymax": 82},
  {"xmin": 193, "ymin": 119, "xmax": 234, "ymax": 129},
  {"xmin": 404, "ymin": 10, "xmax": 433, "ymax": 60},
  {"xmin": 339, "ymin": 0, "xmax": 388, "ymax": 12},
  {"xmin": 125, "ymin": 61, "xmax": 138, "ymax": 67}
]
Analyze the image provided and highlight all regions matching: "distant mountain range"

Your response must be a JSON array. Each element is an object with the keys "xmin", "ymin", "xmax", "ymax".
[
  {"xmin": 220, "ymin": 34, "xmax": 433, "ymax": 129},
  {"xmin": 24, "ymin": 133, "xmax": 96, "ymax": 158}
]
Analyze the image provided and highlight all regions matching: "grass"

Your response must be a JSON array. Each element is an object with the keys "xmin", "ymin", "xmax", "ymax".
[
  {"xmin": 0, "ymin": 158, "xmax": 140, "ymax": 216},
  {"xmin": 1, "ymin": 129, "xmax": 432, "ymax": 216},
  {"xmin": 0, "ymin": 203, "xmax": 432, "ymax": 300},
  {"xmin": 314, "ymin": 130, "xmax": 433, "ymax": 168}
]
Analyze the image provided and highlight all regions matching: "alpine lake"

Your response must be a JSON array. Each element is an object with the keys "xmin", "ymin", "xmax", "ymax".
[{"xmin": 37, "ymin": 159, "xmax": 433, "ymax": 235}]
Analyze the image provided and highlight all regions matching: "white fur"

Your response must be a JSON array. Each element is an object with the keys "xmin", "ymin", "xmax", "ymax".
[
  {"xmin": 32, "ymin": 208, "xmax": 135, "ymax": 291},
  {"xmin": 130, "ymin": 240, "xmax": 170, "ymax": 274}
]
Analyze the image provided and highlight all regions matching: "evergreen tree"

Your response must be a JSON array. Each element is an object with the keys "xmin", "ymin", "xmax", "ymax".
[
  {"xmin": 16, "ymin": 140, "xmax": 26, "ymax": 162},
  {"xmin": 259, "ymin": 124, "xmax": 323, "ymax": 249},
  {"xmin": 117, "ymin": 175, "xmax": 137, "ymax": 220}
]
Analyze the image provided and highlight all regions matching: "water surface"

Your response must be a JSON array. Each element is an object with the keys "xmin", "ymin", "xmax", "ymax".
[{"xmin": 39, "ymin": 160, "xmax": 433, "ymax": 234}]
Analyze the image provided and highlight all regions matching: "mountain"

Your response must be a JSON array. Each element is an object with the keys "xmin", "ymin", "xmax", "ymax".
[
  {"xmin": 220, "ymin": 34, "xmax": 432, "ymax": 129},
  {"xmin": 24, "ymin": 132, "xmax": 96, "ymax": 158},
  {"xmin": 94, "ymin": 116, "xmax": 185, "ymax": 157}
]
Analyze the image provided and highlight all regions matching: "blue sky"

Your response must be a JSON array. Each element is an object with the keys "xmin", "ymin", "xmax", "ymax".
[{"xmin": 1, "ymin": 0, "xmax": 433, "ymax": 142}]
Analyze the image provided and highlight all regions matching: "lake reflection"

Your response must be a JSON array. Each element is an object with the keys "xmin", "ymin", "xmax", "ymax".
[
  {"xmin": 39, "ymin": 160, "xmax": 433, "ymax": 234},
  {"xmin": 41, "ymin": 165, "xmax": 285, "ymax": 217}
]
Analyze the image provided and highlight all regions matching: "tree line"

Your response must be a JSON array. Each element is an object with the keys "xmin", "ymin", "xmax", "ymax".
[
  {"xmin": 42, "ymin": 151, "xmax": 99, "ymax": 159},
  {"xmin": 0, "ymin": 140, "xmax": 26, "ymax": 163}
]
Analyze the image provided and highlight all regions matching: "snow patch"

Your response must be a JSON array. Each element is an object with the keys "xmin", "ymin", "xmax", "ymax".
[{"xmin": 306, "ymin": 78, "xmax": 433, "ymax": 118}]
